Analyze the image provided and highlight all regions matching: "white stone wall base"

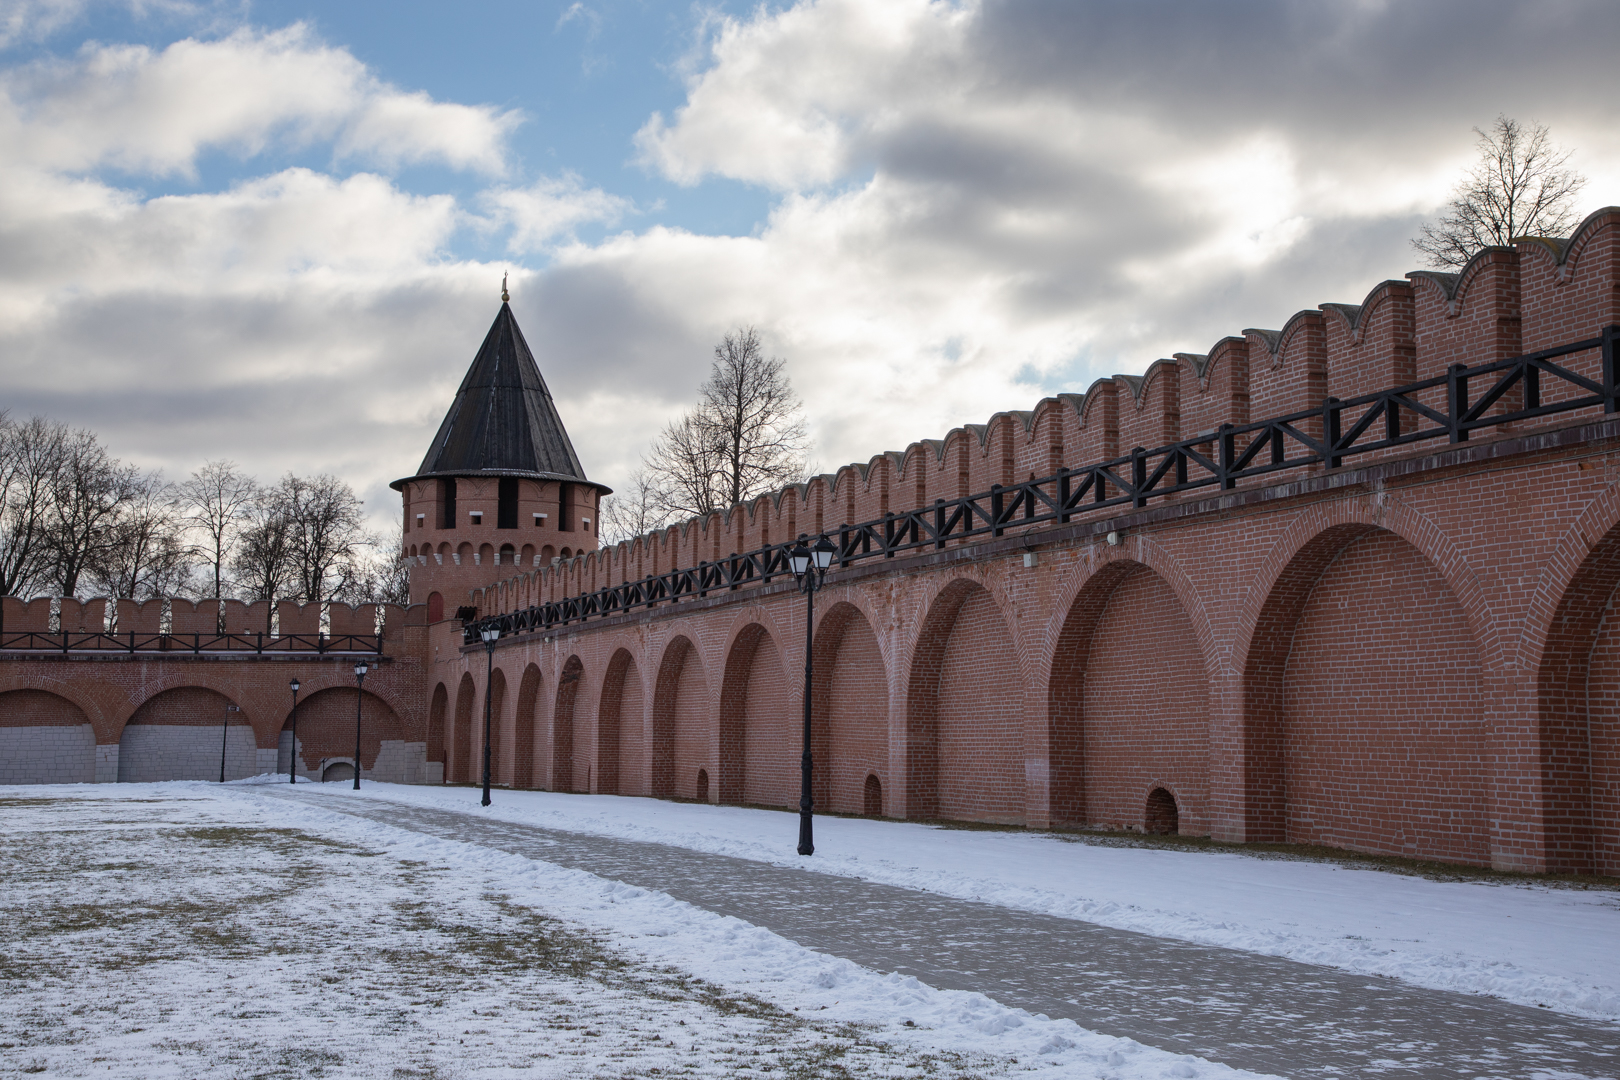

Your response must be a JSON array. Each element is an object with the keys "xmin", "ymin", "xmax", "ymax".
[{"xmin": 0, "ymin": 725, "xmax": 95, "ymax": 784}]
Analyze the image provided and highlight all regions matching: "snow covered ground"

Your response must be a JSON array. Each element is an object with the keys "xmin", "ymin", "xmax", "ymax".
[
  {"xmin": 1, "ymin": 781, "xmax": 1277, "ymax": 1080},
  {"xmin": 284, "ymin": 781, "xmax": 1620, "ymax": 1022}
]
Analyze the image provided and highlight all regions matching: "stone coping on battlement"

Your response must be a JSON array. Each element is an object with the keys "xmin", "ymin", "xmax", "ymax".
[{"xmin": 463, "ymin": 411, "xmax": 1620, "ymax": 654}]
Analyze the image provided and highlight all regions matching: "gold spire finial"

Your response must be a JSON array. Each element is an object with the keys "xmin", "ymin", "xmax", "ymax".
[{"xmin": 501, "ymin": 272, "xmax": 509, "ymax": 303}]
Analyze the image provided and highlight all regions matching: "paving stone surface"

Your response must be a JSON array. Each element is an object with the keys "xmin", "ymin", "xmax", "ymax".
[{"xmin": 272, "ymin": 790, "xmax": 1620, "ymax": 1080}]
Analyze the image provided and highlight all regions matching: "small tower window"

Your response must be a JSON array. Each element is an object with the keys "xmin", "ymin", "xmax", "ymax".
[
  {"xmin": 439, "ymin": 478, "xmax": 456, "ymax": 529},
  {"xmin": 559, "ymin": 482, "xmax": 572, "ymax": 531},
  {"xmin": 498, "ymin": 477, "xmax": 519, "ymax": 529},
  {"xmin": 469, "ymin": 511, "xmax": 483, "ymax": 525}
]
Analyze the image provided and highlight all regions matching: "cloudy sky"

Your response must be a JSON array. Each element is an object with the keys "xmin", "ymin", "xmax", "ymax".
[{"xmin": 3, "ymin": 0, "xmax": 1620, "ymax": 530}]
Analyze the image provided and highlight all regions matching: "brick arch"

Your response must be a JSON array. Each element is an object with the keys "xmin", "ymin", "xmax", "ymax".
[
  {"xmin": 899, "ymin": 567, "xmax": 1026, "ymax": 685},
  {"xmin": 553, "ymin": 655, "xmax": 583, "ymax": 792},
  {"xmin": 1038, "ymin": 534, "xmax": 1220, "ymax": 690},
  {"xmin": 1233, "ymin": 496, "xmax": 1499, "ymax": 683},
  {"xmin": 0, "ymin": 689, "xmax": 96, "ymax": 784},
  {"xmin": 119, "ymin": 685, "xmax": 250, "ymax": 782},
  {"xmin": 279, "ymin": 686, "xmax": 404, "ymax": 778},
  {"xmin": 652, "ymin": 634, "xmax": 706, "ymax": 799},
  {"xmin": 514, "ymin": 664, "xmax": 543, "ymax": 789},
  {"xmin": 427, "ymin": 681, "xmax": 448, "ymax": 774},
  {"xmin": 453, "ymin": 673, "xmax": 475, "ymax": 784},
  {"xmin": 812, "ymin": 600, "xmax": 889, "ymax": 815},
  {"xmin": 1239, "ymin": 516, "xmax": 1487, "ymax": 860},
  {"xmin": 905, "ymin": 576, "xmax": 1023, "ymax": 823},
  {"xmin": 718, "ymin": 622, "xmax": 790, "ymax": 806},
  {"xmin": 0, "ymin": 672, "xmax": 112, "ymax": 740},
  {"xmin": 1046, "ymin": 554, "xmax": 1210, "ymax": 831},
  {"xmin": 1518, "ymin": 482, "xmax": 1620, "ymax": 874},
  {"xmin": 598, "ymin": 647, "xmax": 642, "ymax": 796}
]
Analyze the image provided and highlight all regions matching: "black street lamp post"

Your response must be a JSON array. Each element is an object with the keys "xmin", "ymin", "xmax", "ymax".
[
  {"xmin": 288, "ymin": 679, "xmax": 301, "ymax": 784},
  {"xmin": 352, "ymin": 661, "xmax": 369, "ymax": 791},
  {"xmin": 481, "ymin": 627, "xmax": 500, "ymax": 806},
  {"xmin": 789, "ymin": 534, "xmax": 837, "ymax": 856}
]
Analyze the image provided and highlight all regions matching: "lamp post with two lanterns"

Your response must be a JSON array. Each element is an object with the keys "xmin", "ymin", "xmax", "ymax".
[
  {"xmin": 788, "ymin": 535, "xmax": 837, "ymax": 857},
  {"xmin": 352, "ymin": 661, "xmax": 369, "ymax": 790},
  {"xmin": 480, "ymin": 626, "xmax": 500, "ymax": 806},
  {"xmin": 287, "ymin": 679, "xmax": 301, "ymax": 783}
]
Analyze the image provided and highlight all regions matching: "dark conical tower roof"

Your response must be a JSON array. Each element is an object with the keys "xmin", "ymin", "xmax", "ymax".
[{"xmin": 393, "ymin": 302, "xmax": 603, "ymax": 490}]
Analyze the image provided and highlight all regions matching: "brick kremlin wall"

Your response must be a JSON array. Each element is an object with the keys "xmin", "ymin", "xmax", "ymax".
[
  {"xmin": 8, "ymin": 208, "xmax": 1620, "ymax": 877},
  {"xmin": 432, "ymin": 208, "xmax": 1620, "ymax": 875}
]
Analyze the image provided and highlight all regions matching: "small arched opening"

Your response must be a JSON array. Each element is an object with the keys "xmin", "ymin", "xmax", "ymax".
[
  {"xmin": 323, "ymin": 761, "xmax": 356, "ymax": 783},
  {"xmin": 696, "ymin": 768, "xmax": 710, "ymax": 803},
  {"xmin": 864, "ymin": 774, "xmax": 883, "ymax": 817},
  {"xmin": 1145, "ymin": 787, "xmax": 1179, "ymax": 835}
]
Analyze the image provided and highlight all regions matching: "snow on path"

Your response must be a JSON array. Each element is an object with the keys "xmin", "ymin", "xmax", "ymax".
[
  {"xmin": 284, "ymin": 779, "xmax": 1620, "ymax": 1021},
  {"xmin": 3, "ymin": 781, "xmax": 1278, "ymax": 1080}
]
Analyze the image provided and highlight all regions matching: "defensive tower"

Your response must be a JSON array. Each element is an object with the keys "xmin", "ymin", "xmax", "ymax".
[{"xmin": 392, "ymin": 291, "xmax": 610, "ymax": 623}]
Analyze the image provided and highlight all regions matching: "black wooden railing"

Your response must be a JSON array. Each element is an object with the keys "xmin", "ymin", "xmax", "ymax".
[
  {"xmin": 470, "ymin": 327, "xmax": 1619, "ymax": 643},
  {"xmin": 0, "ymin": 630, "xmax": 383, "ymax": 655}
]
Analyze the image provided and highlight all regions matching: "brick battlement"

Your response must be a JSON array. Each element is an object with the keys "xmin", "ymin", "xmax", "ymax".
[{"xmin": 480, "ymin": 206, "xmax": 1620, "ymax": 619}]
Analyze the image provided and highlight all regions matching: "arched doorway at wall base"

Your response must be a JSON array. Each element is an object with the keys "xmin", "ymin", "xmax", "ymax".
[
  {"xmin": 718, "ymin": 623, "xmax": 793, "ymax": 808},
  {"xmin": 864, "ymin": 774, "xmax": 883, "ymax": 817},
  {"xmin": 322, "ymin": 761, "xmax": 356, "ymax": 783},
  {"xmin": 280, "ymin": 688, "xmax": 409, "ymax": 783},
  {"xmin": 1244, "ymin": 524, "xmax": 1487, "ymax": 864},
  {"xmin": 653, "ymin": 635, "xmax": 708, "ymax": 800},
  {"xmin": 1533, "ymin": 512, "xmax": 1620, "ymax": 876},
  {"xmin": 812, "ymin": 602, "xmax": 888, "ymax": 815},
  {"xmin": 553, "ymin": 656, "xmax": 583, "ymax": 793},
  {"xmin": 1145, "ymin": 788, "xmax": 1179, "ymax": 835},
  {"xmin": 1049, "ymin": 560, "xmax": 1210, "ymax": 835},
  {"xmin": 598, "ymin": 649, "xmax": 643, "ymax": 797},
  {"xmin": 514, "ymin": 664, "xmax": 543, "ymax": 790},
  {"xmin": 696, "ymin": 768, "xmax": 709, "ymax": 803},
  {"xmin": 906, "ymin": 579, "xmax": 1024, "ymax": 824}
]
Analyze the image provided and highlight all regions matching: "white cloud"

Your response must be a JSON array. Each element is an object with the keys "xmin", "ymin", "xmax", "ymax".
[
  {"xmin": 481, "ymin": 174, "xmax": 632, "ymax": 254},
  {"xmin": 8, "ymin": 0, "xmax": 1620, "ymax": 541},
  {"xmin": 0, "ymin": 23, "xmax": 518, "ymax": 177}
]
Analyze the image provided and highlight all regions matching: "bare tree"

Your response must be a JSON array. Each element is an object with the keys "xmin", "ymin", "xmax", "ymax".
[
  {"xmin": 178, "ymin": 460, "xmax": 257, "ymax": 601},
  {"xmin": 342, "ymin": 518, "xmax": 410, "ymax": 606},
  {"xmin": 0, "ymin": 414, "xmax": 66, "ymax": 597},
  {"xmin": 601, "ymin": 467, "xmax": 674, "ymax": 545},
  {"xmin": 43, "ymin": 428, "xmax": 141, "ymax": 597},
  {"xmin": 232, "ymin": 491, "xmax": 295, "ymax": 620},
  {"xmin": 276, "ymin": 473, "xmax": 367, "ymax": 603},
  {"xmin": 89, "ymin": 471, "xmax": 195, "ymax": 600},
  {"xmin": 1413, "ymin": 115, "xmax": 1587, "ymax": 269},
  {"xmin": 644, "ymin": 327, "xmax": 810, "ymax": 520}
]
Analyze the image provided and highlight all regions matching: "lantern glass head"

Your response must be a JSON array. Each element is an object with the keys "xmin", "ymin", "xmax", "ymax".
[
  {"xmin": 789, "ymin": 543, "xmax": 811, "ymax": 576},
  {"xmin": 354, "ymin": 662, "xmax": 369, "ymax": 678},
  {"xmin": 289, "ymin": 679, "xmax": 300, "ymax": 693},
  {"xmin": 482, "ymin": 627, "xmax": 501, "ymax": 644},
  {"xmin": 812, "ymin": 535, "xmax": 836, "ymax": 570}
]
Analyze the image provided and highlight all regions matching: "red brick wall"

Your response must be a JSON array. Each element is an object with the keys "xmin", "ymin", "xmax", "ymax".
[
  {"xmin": 284, "ymin": 686, "xmax": 403, "ymax": 772},
  {"xmin": 1281, "ymin": 530, "xmax": 1487, "ymax": 862},
  {"xmin": 1081, "ymin": 567, "xmax": 1208, "ymax": 832},
  {"xmin": 0, "ymin": 689, "xmax": 89, "ymax": 726},
  {"xmin": 818, "ymin": 602, "xmax": 888, "ymax": 815},
  {"xmin": 742, "ymin": 630, "xmax": 794, "ymax": 807},
  {"xmin": 934, "ymin": 586, "xmax": 1023, "ymax": 824}
]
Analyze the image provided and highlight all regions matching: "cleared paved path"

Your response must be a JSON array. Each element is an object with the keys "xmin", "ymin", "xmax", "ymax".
[{"xmin": 270, "ymin": 790, "xmax": 1620, "ymax": 1080}]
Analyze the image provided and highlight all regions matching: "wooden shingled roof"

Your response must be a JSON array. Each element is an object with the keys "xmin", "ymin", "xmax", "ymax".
[{"xmin": 395, "ymin": 302, "xmax": 603, "ymax": 490}]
